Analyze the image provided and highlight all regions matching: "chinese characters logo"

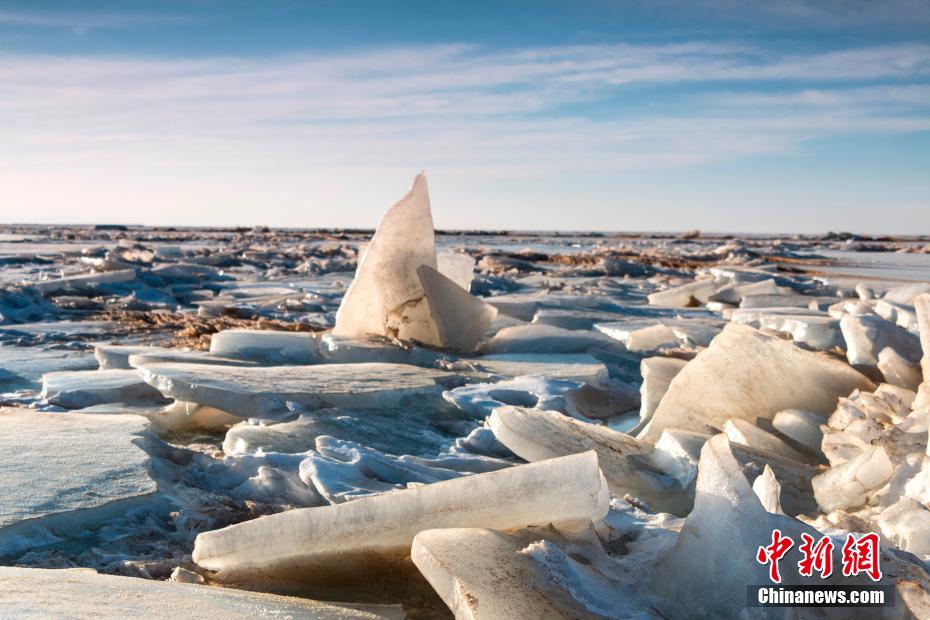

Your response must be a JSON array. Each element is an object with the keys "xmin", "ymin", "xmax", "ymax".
[{"xmin": 756, "ymin": 530, "xmax": 881, "ymax": 583}]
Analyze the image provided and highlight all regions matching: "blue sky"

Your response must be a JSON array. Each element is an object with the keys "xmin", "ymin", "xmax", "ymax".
[{"xmin": 1, "ymin": 1, "xmax": 929, "ymax": 233}]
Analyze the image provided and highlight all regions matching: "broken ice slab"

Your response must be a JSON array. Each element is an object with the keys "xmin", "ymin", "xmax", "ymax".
[
  {"xmin": 772, "ymin": 409, "xmax": 825, "ymax": 454},
  {"xmin": 651, "ymin": 435, "xmax": 865, "ymax": 619},
  {"xmin": 223, "ymin": 406, "xmax": 456, "ymax": 458},
  {"xmin": 489, "ymin": 406, "xmax": 686, "ymax": 514},
  {"xmin": 751, "ymin": 464, "xmax": 784, "ymax": 514},
  {"xmin": 639, "ymin": 323, "xmax": 873, "ymax": 441},
  {"xmin": 739, "ymin": 293, "xmax": 832, "ymax": 309},
  {"xmin": 318, "ymin": 334, "xmax": 445, "ymax": 366},
  {"xmin": 876, "ymin": 499, "xmax": 930, "ymax": 558},
  {"xmin": 444, "ymin": 376, "xmax": 594, "ymax": 420},
  {"xmin": 878, "ymin": 346, "xmax": 923, "ymax": 390},
  {"xmin": 209, "ymin": 328, "xmax": 322, "ymax": 364},
  {"xmin": 812, "ymin": 445, "xmax": 895, "ymax": 512},
  {"xmin": 412, "ymin": 527, "xmax": 639, "ymax": 620},
  {"xmin": 0, "ymin": 408, "xmax": 156, "ymax": 557},
  {"xmin": 192, "ymin": 452, "xmax": 608, "ymax": 583},
  {"xmin": 138, "ymin": 361, "xmax": 457, "ymax": 419},
  {"xmin": 417, "ymin": 265, "xmax": 497, "ymax": 352},
  {"xmin": 531, "ymin": 307, "xmax": 631, "ymax": 331},
  {"xmin": 729, "ymin": 307, "xmax": 843, "ymax": 351},
  {"xmin": 41, "ymin": 369, "xmax": 169, "ymax": 408},
  {"xmin": 884, "ymin": 282, "xmax": 930, "ymax": 305},
  {"xmin": 915, "ymin": 293, "xmax": 930, "ymax": 379},
  {"xmin": 638, "ymin": 356, "xmax": 687, "ymax": 429},
  {"xmin": 454, "ymin": 353, "xmax": 608, "ymax": 384},
  {"xmin": 30, "ymin": 268, "xmax": 136, "ymax": 295},
  {"xmin": 722, "ymin": 418, "xmax": 816, "ymax": 464},
  {"xmin": 650, "ymin": 429, "xmax": 820, "ymax": 516},
  {"xmin": 707, "ymin": 278, "xmax": 791, "ymax": 305},
  {"xmin": 334, "ymin": 173, "xmax": 442, "ymax": 346},
  {"xmin": 482, "ymin": 296, "xmax": 539, "ymax": 322},
  {"xmin": 435, "ymin": 251, "xmax": 476, "ymax": 291},
  {"xmin": 480, "ymin": 323, "xmax": 620, "ymax": 355},
  {"xmin": 874, "ymin": 298, "xmax": 920, "ymax": 333},
  {"xmin": 647, "ymin": 278, "xmax": 717, "ymax": 307},
  {"xmin": 96, "ymin": 344, "xmax": 173, "ymax": 370},
  {"xmin": 96, "ymin": 344, "xmax": 258, "ymax": 370},
  {"xmin": 0, "ymin": 345, "xmax": 96, "ymax": 391},
  {"xmin": 299, "ymin": 436, "xmax": 471, "ymax": 504},
  {"xmin": 0, "ymin": 567, "xmax": 404, "ymax": 619},
  {"xmin": 594, "ymin": 322, "xmax": 678, "ymax": 351},
  {"xmin": 841, "ymin": 314, "xmax": 922, "ymax": 375}
]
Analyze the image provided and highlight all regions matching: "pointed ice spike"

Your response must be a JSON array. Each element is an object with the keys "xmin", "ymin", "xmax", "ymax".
[
  {"xmin": 416, "ymin": 265, "xmax": 497, "ymax": 352},
  {"xmin": 333, "ymin": 172, "xmax": 441, "ymax": 346}
]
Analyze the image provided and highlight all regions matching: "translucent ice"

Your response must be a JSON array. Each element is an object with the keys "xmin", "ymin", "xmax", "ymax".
[
  {"xmin": 435, "ymin": 251, "xmax": 476, "ymax": 291},
  {"xmin": 915, "ymin": 293, "xmax": 930, "ymax": 379},
  {"xmin": 333, "ymin": 173, "xmax": 441, "ymax": 346},
  {"xmin": 417, "ymin": 265, "xmax": 497, "ymax": 352},
  {"xmin": 647, "ymin": 278, "xmax": 717, "ymax": 307},
  {"xmin": 640, "ymin": 323, "xmax": 872, "ymax": 440},
  {"xmin": 41, "ymin": 369, "xmax": 168, "ymax": 408},
  {"xmin": 878, "ymin": 346, "xmax": 922, "ymax": 390},
  {"xmin": 489, "ymin": 406, "xmax": 685, "ymax": 513},
  {"xmin": 209, "ymin": 328, "xmax": 321, "ymax": 364},
  {"xmin": 722, "ymin": 418, "xmax": 815, "ymax": 464},
  {"xmin": 318, "ymin": 334, "xmax": 444, "ymax": 366},
  {"xmin": 193, "ymin": 452, "xmax": 608, "ymax": 583},
  {"xmin": 841, "ymin": 314, "xmax": 921, "ymax": 374},
  {"xmin": 444, "ymin": 376, "xmax": 590, "ymax": 420},
  {"xmin": 772, "ymin": 409, "xmax": 825, "ymax": 454},
  {"xmin": 638, "ymin": 356, "xmax": 687, "ymax": 428},
  {"xmin": 481, "ymin": 323, "xmax": 619, "ymax": 355},
  {"xmin": 138, "ymin": 361, "xmax": 455, "ymax": 419},
  {"xmin": 652, "ymin": 435, "xmax": 859, "ymax": 618},
  {"xmin": 812, "ymin": 445, "xmax": 894, "ymax": 511}
]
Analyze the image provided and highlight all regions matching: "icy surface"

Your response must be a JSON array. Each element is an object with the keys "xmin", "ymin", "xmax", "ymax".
[
  {"xmin": 3, "ymin": 216, "xmax": 930, "ymax": 616},
  {"xmin": 0, "ymin": 567, "xmax": 403, "ymax": 619},
  {"xmin": 0, "ymin": 408, "xmax": 156, "ymax": 556}
]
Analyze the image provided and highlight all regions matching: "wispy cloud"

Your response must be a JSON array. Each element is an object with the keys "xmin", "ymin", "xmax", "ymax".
[
  {"xmin": 0, "ymin": 9, "xmax": 191, "ymax": 34},
  {"xmin": 1, "ymin": 42, "xmax": 928, "ymax": 160},
  {"xmin": 0, "ymin": 40, "xmax": 928, "ymax": 229}
]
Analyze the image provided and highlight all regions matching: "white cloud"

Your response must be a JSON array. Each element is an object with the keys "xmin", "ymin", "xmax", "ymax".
[
  {"xmin": 0, "ymin": 10, "xmax": 191, "ymax": 34},
  {"xmin": 0, "ymin": 41, "xmax": 928, "ymax": 230}
]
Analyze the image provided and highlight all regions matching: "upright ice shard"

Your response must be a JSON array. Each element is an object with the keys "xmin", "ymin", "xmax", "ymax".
[
  {"xmin": 417, "ymin": 265, "xmax": 497, "ymax": 352},
  {"xmin": 652, "ymin": 435, "xmax": 866, "ymax": 619},
  {"xmin": 333, "ymin": 173, "xmax": 441, "ymax": 346}
]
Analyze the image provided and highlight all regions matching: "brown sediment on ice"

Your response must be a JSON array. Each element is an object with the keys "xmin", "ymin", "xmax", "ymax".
[{"xmin": 93, "ymin": 309, "xmax": 326, "ymax": 349}]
